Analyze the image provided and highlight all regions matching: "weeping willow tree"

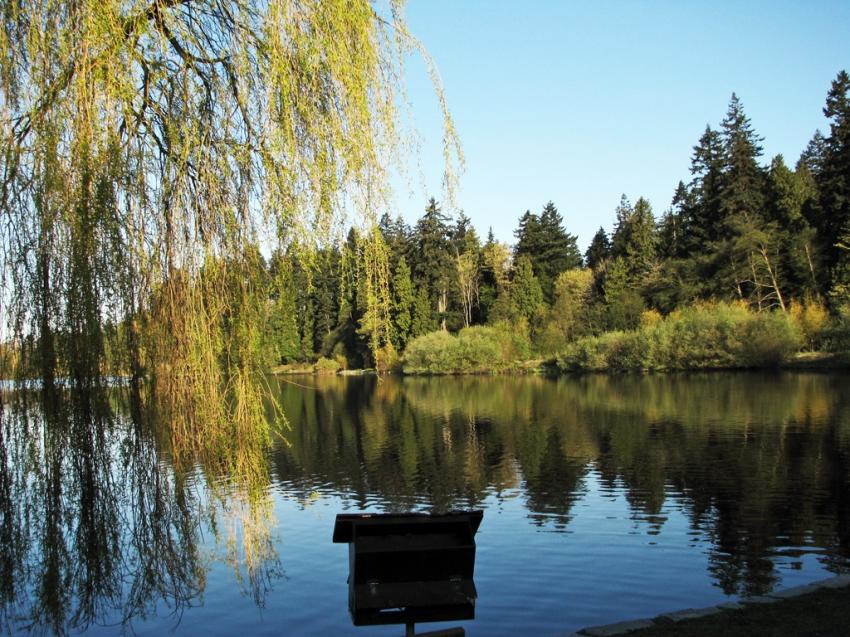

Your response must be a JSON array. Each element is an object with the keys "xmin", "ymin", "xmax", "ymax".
[{"xmin": 0, "ymin": 0, "xmax": 461, "ymax": 456}]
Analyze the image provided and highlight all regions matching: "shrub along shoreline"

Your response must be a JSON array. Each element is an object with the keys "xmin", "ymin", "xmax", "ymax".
[
  {"xmin": 555, "ymin": 302, "xmax": 800, "ymax": 373},
  {"xmin": 399, "ymin": 302, "xmax": 849, "ymax": 376},
  {"xmin": 269, "ymin": 302, "xmax": 850, "ymax": 376}
]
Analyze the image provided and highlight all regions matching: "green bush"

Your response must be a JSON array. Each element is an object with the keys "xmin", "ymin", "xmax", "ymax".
[
  {"xmin": 605, "ymin": 330, "xmax": 649, "ymax": 372},
  {"xmin": 819, "ymin": 302, "xmax": 850, "ymax": 352},
  {"xmin": 819, "ymin": 325, "xmax": 850, "ymax": 352},
  {"xmin": 556, "ymin": 302, "xmax": 802, "ymax": 373},
  {"xmin": 314, "ymin": 356, "xmax": 341, "ymax": 375},
  {"xmin": 664, "ymin": 302, "xmax": 749, "ymax": 369},
  {"xmin": 402, "ymin": 325, "xmax": 525, "ymax": 374},
  {"xmin": 558, "ymin": 332, "xmax": 620, "ymax": 372},
  {"xmin": 738, "ymin": 312, "xmax": 801, "ymax": 367}
]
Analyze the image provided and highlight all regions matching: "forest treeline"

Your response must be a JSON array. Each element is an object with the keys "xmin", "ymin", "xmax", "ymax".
[{"xmin": 261, "ymin": 71, "xmax": 850, "ymax": 372}]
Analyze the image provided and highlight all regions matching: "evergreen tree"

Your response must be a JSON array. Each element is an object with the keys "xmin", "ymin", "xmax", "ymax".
[
  {"xmin": 610, "ymin": 195, "xmax": 634, "ymax": 258},
  {"xmin": 713, "ymin": 94, "xmax": 769, "ymax": 303},
  {"xmin": 537, "ymin": 202, "xmax": 583, "ymax": 301},
  {"xmin": 585, "ymin": 227, "xmax": 611, "ymax": 270},
  {"xmin": 391, "ymin": 256, "xmax": 414, "ymax": 349},
  {"xmin": 600, "ymin": 257, "xmax": 644, "ymax": 331},
  {"xmin": 478, "ymin": 229, "xmax": 509, "ymax": 324},
  {"xmin": 514, "ymin": 210, "xmax": 544, "ymax": 257},
  {"xmin": 411, "ymin": 285, "xmax": 436, "ymax": 337},
  {"xmin": 265, "ymin": 252, "xmax": 301, "ymax": 364},
  {"xmin": 611, "ymin": 196, "xmax": 657, "ymax": 281},
  {"xmin": 817, "ymin": 71, "xmax": 850, "ymax": 303},
  {"xmin": 766, "ymin": 155, "xmax": 819, "ymax": 298},
  {"xmin": 380, "ymin": 212, "xmax": 414, "ymax": 273},
  {"xmin": 798, "ymin": 130, "xmax": 827, "ymax": 176},
  {"xmin": 662, "ymin": 181, "xmax": 694, "ymax": 259},
  {"xmin": 685, "ymin": 125, "xmax": 725, "ymax": 249},
  {"xmin": 515, "ymin": 202, "xmax": 581, "ymax": 303},
  {"xmin": 624, "ymin": 198, "xmax": 658, "ymax": 280},
  {"xmin": 311, "ymin": 247, "xmax": 341, "ymax": 354},
  {"xmin": 452, "ymin": 211, "xmax": 480, "ymax": 254},
  {"xmin": 650, "ymin": 184, "xmax": 701, "ymax": 311},
  {"xmin": 510, "ymin": 256, "xmax": 544, "ymax": 323},
  {"xmin": 719, "ymin": 93, "xmax": 766, "ymax": 225},
  {"xmin": 413, "ymin": 198, "xmax": 453, "ymax": 329}
]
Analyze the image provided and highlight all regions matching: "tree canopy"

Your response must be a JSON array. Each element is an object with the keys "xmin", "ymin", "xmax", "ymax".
[{"xmin": 0, "ymin": 0, "xmax": 461, "ymax": 442}]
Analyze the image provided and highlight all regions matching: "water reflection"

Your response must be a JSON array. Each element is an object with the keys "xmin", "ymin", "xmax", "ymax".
[
  {"xmin": 271, "ymin": 373, "xmax": 850, "ymax": 596},
  {"xmin": 0, "ymin": 385, "xmax": 279, "ymax": 635},
  {"xmin": 2, "ymin": 373, "xmax": 850, "ymax": 635}
]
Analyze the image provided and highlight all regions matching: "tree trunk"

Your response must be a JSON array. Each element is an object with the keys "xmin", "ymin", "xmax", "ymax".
[{"xmin": 759, "ymin": 246, "xmax": 787, "ymax": 313}]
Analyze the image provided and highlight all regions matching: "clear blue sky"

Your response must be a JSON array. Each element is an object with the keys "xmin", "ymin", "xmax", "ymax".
[{"xmin": 390, "ymin": 0, "xmax": 850, "ymax": 252}]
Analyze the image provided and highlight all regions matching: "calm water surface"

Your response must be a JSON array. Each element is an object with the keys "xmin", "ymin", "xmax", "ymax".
[{"xmin": 2, "ymin": 373, "xmax": 850, "ymax": 636}]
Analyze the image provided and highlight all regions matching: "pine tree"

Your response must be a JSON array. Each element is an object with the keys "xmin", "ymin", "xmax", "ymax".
[
  {"xmin": 818, "ymin": 71, "xmax": 850, "ymax": 303},
  {"xmin": 514, "ymin": 210, "xmax": 544, "ymax": 257},
  {"xmin": 720, "ymin": 93, "xmax": 766, "ymax": 225},
  {"xmin": 478, "ymin": 228, "xmax": 508, "ymax": 323},
  {"xmin": 600, "ymin": 257, "xmax": 644, "ymax": 331},
  {"xmin": 413, "ymin": 198, "xmax": 453, "ymax": 329},
  {"xmin": 411, "ymin": 285, "xmax": 436, "ymax": 337},
  {"xmin": 537, "ymin": 202, "xmax": 582, "ymax": 301},
  {"xmin": 514, "ymin": 202, "xmax": 581, "ymax": 303},
  {"xmin": 510, "ymin": 256, "xmax": 544, "ymax": 323},
  {"xmin": 624, "ymin": 198, "xmax": 658, "ymax": 280},
  {"xmin": 452, "ymin": 211, "xmax": 480, "ymax": 254},
  {"xmin": 714, "ymin": 94, "xmax": 770, "ymax": 304},
  {"xmin": 265, "ymin": 252, "xmax": 301, "ymax": 364},
  {"xmin": 662, "ymin": 181, "xmax": 694, "ymax": 259},
  {"xmin": 311, "ymin": 247, "xmax": 341, "ymax": 354},
  {"xmin": 766, "ymin": 154, "xmax": 819, "ymax": 298},
  {"xmin": 380, "ymin": 213, "xmax": 414, "ymax": 274},
  {"xmin": 686, "ymin": 125, "xmax": 725, "ymax": 248},
  {"xmin": 649, "ymin": 183, "xmax": 702, "ymax": 311},
  {"xmin": 798, "ymin": 130, "xmax": 827, "ymax": 176},
  {"xmin": 585, "ymin": 227, "xmax": 611, "ymax": 270},
  {"xmin": 391, "ymin": 256, "xmax": 414, "ymax": 349},
  {"xmin": 610, "ymin": 195, "xmax": 634, "ymax": 258}
]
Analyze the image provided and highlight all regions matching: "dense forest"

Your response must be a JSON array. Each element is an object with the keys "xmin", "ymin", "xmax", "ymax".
[{"xmin": 262, "ymin": 71, "xmax": 850, "ymax": 372}]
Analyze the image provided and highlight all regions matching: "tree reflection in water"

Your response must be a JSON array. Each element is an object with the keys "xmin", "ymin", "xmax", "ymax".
[
  {"xmin": 2, "ymin": 372, "xmax": 850, "ymax": 634},
  {"xmin": 271, "ymin": 373, "xmax": 850, "ymax": 597},
  {"xmin": 0, "ymin": 383, "xmax": 280, "ymax": 634}
]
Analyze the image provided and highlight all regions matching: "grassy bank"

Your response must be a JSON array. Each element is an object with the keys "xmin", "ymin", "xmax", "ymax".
[
  {"xmin": 272, "ymin": 303, "xmax": 850, "ymax": 376},
  {"xmin": 556, "ymin": 302, "xmax": 806, "ymax": 373},
  {"xmin": 554, "ymin": 303, "xmax": 848, "ymax": 372},
  {"xmin": 623, "ymin": 585, "xmax": 850, "ymax": 637}
]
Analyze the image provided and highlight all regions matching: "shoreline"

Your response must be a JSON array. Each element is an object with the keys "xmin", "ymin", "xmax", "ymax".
[
  {"xmin": 562, "ymin": 574, "xmax": 850, "ymax": 637},
  {"xmin": 268, "ymin": 351, "xmax": 850, "ymax": 377}
]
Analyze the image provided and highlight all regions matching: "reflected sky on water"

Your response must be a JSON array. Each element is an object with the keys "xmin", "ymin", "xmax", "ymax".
[{"xmin": 2, "ymin": 372, "xmax": 850, "ymax": 636}]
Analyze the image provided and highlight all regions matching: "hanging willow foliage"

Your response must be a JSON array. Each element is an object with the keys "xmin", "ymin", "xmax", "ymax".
[{"xmin": 0, "ymin": 1, "xmax": 461, "ymax": 449}]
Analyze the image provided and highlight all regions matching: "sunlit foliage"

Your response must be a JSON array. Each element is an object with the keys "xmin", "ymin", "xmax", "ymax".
[{"xmin": 0, "ymin": 1, "xmax": 460, "ymax": 442}]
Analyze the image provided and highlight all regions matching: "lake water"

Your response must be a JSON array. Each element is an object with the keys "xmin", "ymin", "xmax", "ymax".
[{"xmin": 2, "ymin": 372, "xmax": 850, "ymax": 636}]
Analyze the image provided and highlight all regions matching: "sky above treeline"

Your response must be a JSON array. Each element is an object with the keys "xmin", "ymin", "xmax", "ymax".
[{"xmin": 390, "ymin": 0, "xmax": 850, "ymax": 252}]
